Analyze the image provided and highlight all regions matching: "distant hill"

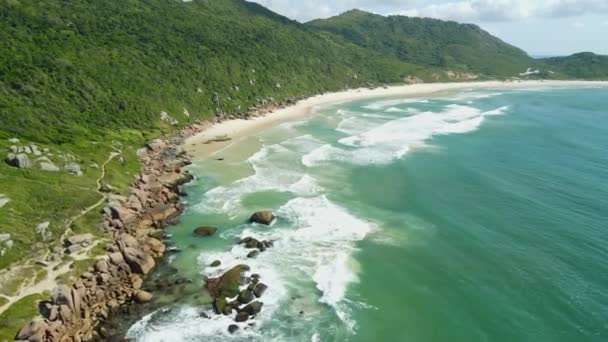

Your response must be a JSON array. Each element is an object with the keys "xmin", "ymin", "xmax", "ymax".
[
  {"xmin": 307, "ymin": 9, "xmax": 533, "ymax": 77},
  {"xmin": 540, "ymin": 53, "xmax": 608, "ymax": 79}
]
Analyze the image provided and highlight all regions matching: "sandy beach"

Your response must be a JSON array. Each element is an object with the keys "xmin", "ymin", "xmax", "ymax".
[{"xmin": 184, "ymin": 80, "xmax": 608, "ymax": 157}]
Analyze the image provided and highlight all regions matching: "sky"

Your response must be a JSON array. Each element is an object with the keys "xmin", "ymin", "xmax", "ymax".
[{"xmin": 250, "ymin": 0, "xmax": 608, "ymax": 56}]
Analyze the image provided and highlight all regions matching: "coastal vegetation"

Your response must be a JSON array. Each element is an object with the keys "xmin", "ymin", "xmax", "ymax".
[{"xmin": 0, "ymin": 0, "xmax": 607, "ymax": 339}]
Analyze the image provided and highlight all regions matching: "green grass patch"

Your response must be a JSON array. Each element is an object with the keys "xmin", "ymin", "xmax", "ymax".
[
  {"xmin": 0, "ymin": 293, "xmax": 48, "ymax": 341},
  {"xmin": 55, "ymin": 258, "xmax": 96, "ymax": 285}
]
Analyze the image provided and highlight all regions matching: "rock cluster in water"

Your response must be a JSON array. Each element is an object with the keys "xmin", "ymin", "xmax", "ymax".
[{"xmin": 204, "ymin": 222, "xmax": 275, "ymax": 334}]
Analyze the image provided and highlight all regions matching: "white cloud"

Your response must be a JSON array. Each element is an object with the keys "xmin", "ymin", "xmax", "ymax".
[{"xmin": 398, "ymin": 0, "xmax": 608, "ymax": 22}]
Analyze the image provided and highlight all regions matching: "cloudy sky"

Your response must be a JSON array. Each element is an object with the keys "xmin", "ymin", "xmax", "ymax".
[{"xmin": 250, "ymin": 0, "xmax": 608, "ymax": 56}]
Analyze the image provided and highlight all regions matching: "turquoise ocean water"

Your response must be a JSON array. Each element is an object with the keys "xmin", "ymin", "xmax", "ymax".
[{"xmin": 127, "ymin": 85, "xmax": 608, "ymax": 341}]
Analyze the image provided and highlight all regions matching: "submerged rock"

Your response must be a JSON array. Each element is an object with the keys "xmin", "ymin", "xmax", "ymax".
[
  {"xmin": 194, "ymin": 226, "xmax": 217, "ymax": 237},
  {"xmin": 228, "ymin": 324, "xmax": 239, "ymax": 334}
]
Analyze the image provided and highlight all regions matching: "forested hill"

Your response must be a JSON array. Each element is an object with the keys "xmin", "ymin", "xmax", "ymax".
[
  {"xmin": 540, "ymin": 53, "xmax": 608, "ymax": 79},
  {"xmin": 0, "ymin": 0, "xmax": 422, "ymax": 144},
  {"xmin": 1, "ymin": 1, "xmax": 607, "ymax": 145},
  {"xmin": 307, "ymin": 9, "xmax": 533, "ymax": 77}
]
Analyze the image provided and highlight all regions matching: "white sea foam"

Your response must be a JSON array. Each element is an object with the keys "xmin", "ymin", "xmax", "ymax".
[
  {"xmin": 385, "ymin": 107, "xmax": 406, "ymax": 113},
  {"xmin": 363, "ymin": 98, "xmax": 428, "ymax": 110},
  {"xmin": 303, "ymin": 104, "xmax": 509, "ymax": 166},
  {"xmin": 194, "ymin": 136, "xmax": 325, "ymax": 214},
  {"xmin": 446, "ymin": 91, "xmax": 503, "ymax": 101}
]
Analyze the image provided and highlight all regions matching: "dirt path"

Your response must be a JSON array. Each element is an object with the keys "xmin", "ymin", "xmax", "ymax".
[
  {"xmin": 0, "ymin": 149, "xmax": 121, "ymax": 315},
  {"xmin": 60, "ymin": 151, "xmax": 120, "ymax": 242}
]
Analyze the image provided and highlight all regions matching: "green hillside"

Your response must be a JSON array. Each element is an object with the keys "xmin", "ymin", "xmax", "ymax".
[
  {"xmin": 0, "ymin": 0, "xmax": 425, "ymax": 145},
  {"xmin": 307, "ymin": 9, "xmax": 533, "ymax": 77}
]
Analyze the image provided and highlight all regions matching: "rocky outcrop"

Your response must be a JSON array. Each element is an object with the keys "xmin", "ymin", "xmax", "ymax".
[
  {"xmin": 16, "ymin": 98, "xmax": 303, "ymax": 341},
  {"xmin": 17, "ymin": 130, "xmax": 199, "ymax": 341},
  {"xmin": 64, "ymin": 163, "xmax": 83, "ymax": 176},
  {"xmin": 6, "ymin": 153, "xmax": 32, "ymax": 168}
]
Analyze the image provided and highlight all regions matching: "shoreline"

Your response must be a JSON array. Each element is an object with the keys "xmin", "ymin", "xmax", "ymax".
[
  {"xmin": 13, "ymin": 79, "xmax": 608, "ymax": 341},
  {"xmin": 184, "ymin": 80, "xmax": 608, "ymax": 158}
]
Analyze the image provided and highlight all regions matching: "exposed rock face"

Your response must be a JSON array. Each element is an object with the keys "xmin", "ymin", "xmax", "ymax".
[
  {"xmin": 35, "ymin": 222, "xmax": 52, "ymax": 241},
  {"xmin": 194, "ymin": 226, "xmax": 217, "ymax": 237},
  {"xmin": 37, "ymin": 157, "xmax": 60, "ymax": 172},
  {"xmin": 249, "ymin": 211, "xmax": 275, "ymax": 225},
  {"xmin": 64, "ymin": 162, "xmax": 83, "ymax": 176}
]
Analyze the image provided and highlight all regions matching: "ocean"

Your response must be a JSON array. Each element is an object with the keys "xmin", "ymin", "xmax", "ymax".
[{"xmin": 126, "ymin": 85, "xmax": 608, "ymax": 341}]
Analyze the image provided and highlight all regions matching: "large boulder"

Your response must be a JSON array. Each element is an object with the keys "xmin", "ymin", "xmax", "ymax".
[
  {"xmin": 134, "ymin": 290, "xmax": 154, "ymax": 303},
  {"xmin": 65, "ymin": 233, "xmax": 94, "ymax": 247},
  {"xmin": 249, "ymin": 211, "xmax": 275, "ymax": 225},
  {"xmin": 147, "ymin": 139, "xmax": 166, "ymax": 152},
  {"xmin": 6, "ymin": 153, "xmax": 32, "ymax": 168},
  {"xmin": 235, "ymin": 312, "xmax": 250, "ymax": 322},
  {"xmin": 205, "ymin": 265, "xmax": 249, "ymax": 306},
  {"xmin": 16, "ymin": 319, "xmax": 47, "ymax": 341},
  {"xmin": 37, "ymin": 157, "xmax": 60, "ymax": 172},
  {"xmin": 106, "ymin": 205, "xmax": 137, "ymax": 225},
  {"xmin": 194, "ymin": 226, "xmax": 217, "ymax": 237},
  {"xmin": 122, "ymin": 247, "xmax": 156, "ymax": 275},
  {"xmin": 253, "ymin": 283, "xmax": 268, "ymax": 298}
]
